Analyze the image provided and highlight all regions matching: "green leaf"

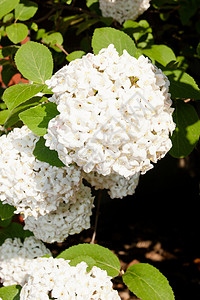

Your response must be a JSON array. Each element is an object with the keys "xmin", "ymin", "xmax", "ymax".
[
  {"xmin": 0, "ymin": 45, "xmax": 19, "ymax": 59},
  {"xmin": 0, "ymin": 285, "xmax": 21, "ymax": 300},
  {"xmin": 0, "ymin": 0, "xmax": 19, "ymax": 20},
  {"xmin": 142, "ymin": 44, "xmax": 176, "ymax": 67},
  {"xmin": 66, "ymin": 50, "xmax": 85, "ymax": 62},
  {"xmin": 0, "ymin": 109, "xmax": 10, "ymax": 125},
  {"xmin": 76, "ymin": 19, "xmax": 100, "ymax": 35},
  {"xmin": 0, "ymin": 201, "xmax": 15, "ymax": 220},
  {"xmin": 0, "ymin": 217, "xmax": 12, "ymax": 227},
  {"xmin": 14, "ymin": 0, "xmax": 38, "ymax": 21},
  {"xmin": 4, "ymin": 96, "xmax": 45, "ymax": 128},
  {"xmin": 123, "ymin": 19, "xmax": 153, "ymax": 49},
  {"xmin": 3, "ymin": 12, "xmax": 14, "ymax": 23},
  {"xmin": 0, "ymin": 223, "xmax": 33, "ymax": 246},
  {"xmin": 33, "ymin": 137, "xmax": 65, "ymax": 167},
  {"xmin": 15, "ymin": 41, "xmax": 53, "ymax": 84},
  {"xmin": 92, "ymin": 27, "xmax": 137, "ymax": 57},
  {"xmin": 6, "ymin": 23, "xmax": 28, "ymax": 44},
  {"xmin": 42, "ymin": 32, "xmax": 63, "ymax": 46},
  {"xmin": 19, "ymin": 102, "xmax": 59, "ymax": 136},
  {"xmin": 170, "ymin": 100, "xmax": 200, "ymax": 158},
  {"xmin": 42, "ymin": 32, "xmax": 64, "ymax": 52},
  {"xmin": 123, "ymin": 263, "xmax": 174, "ymax": 300},
  {"xmin": 69, "ymin": 255, "xmax": 96, "ymax": 270},
  {"xmin": 164, "ymin": 70, "xmax": 200, "ymax": 100},
  {"xmin": 57, "ymin": 243, "xmax": 121, "ymax": 277},
  {"xmin": 178, "ymin": 0, "xmax": 200, "ymax": 25},
  {"xmin": 1, "ymin": 64, "xmax": 18, "ymax": 86},
  {"xmin": 3, "ymin": 83, "xmax": 44, "ymax": 111}
]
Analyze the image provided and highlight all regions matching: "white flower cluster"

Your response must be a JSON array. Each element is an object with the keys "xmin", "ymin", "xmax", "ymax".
[
  {"xmin": 44, "ymin": 44, "xmax": 175, "ymax": 178},
  {"xmin": 0, "ymin": 236, "xmax": 51, "ymax": 286},
  {"xmin": 84, "ymin": 171, "xmax": 140, "ymax": 199},
  {"xmin": 20, "ymin": 257, "xmax": 120, "ymax": 300},
  {"xmin": 24, "ymin": 184, "xmax": 95, "ymax": 243},
  {"xmin": 0, "ymin": 126, "xmax": 81, "ymax": 219},
  {"xmin": 99, "ymin": 0, "xmax": 151, "ymax": 24}
]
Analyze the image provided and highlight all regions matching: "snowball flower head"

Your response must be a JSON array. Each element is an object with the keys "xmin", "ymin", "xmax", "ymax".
[
  {"xmin": 99, "ymin": 0, "xmax": 151, "ymax": 24},
  {"xmin": 84, "ymin": 171, "xmax": 140, "ymax": 199},
  {"xmin": 0, "ymin": 126, "xmax": 81, "ymax": 219},
  {"xmin": 44, "ymin": 44, "xmax": 175, "ymax": 178},
  {"xmin": 20, "ymin": 257, "xmax": 120, "ymax": 299},
  {"xmin": 0, "ymin": 236, "xmax": 51, "ymax": 286},
  {"xmin": 24, "ymin": 184, "xmax": 95, "ymax": 243}
]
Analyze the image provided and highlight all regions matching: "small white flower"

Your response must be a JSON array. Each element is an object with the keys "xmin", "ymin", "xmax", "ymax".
[
  {"xmin": 0, "ymin": 126, "xmax": 82, "ymax": 219},
  {"xmin": 99, "ymin": 0, "xmax": 151, "ymax": 24},
  {"xmin": 24, "ymin": 184, "xmax": 95, "ymax": 243},
  {"xmin": 20, "ymin": 257, "xmax": 120, "ymax": 299},
  {"xmin": 84, "ymin": 171, "xmax": 140, "ymax": 199},
  {"xmin": 0, "ymin": 237, "xmax": 51, "ymax": 286},
  {"xmin": 44, "ymin": 45, "xmax": 175, "ymax": 178}
]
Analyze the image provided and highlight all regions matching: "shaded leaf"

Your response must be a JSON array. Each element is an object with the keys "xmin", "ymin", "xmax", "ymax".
[
  {"xmin": 197, "ymin": 42, "xmax": 200, "ymax": 56},
  {"xmin": 0, "ymin": 217, "xmax": 12, "ymax": 227},
  {"xmin": 0, "ymin": 223, "xmax": 33, "ymax": 246},
  {"xmin": 19, "ymin": 102, "xmax": 59, "ymax": 136},
  {"xmin": 33, "ymin": 137, "xmax": 65, "ymax": 167},
  {"xmin": 1, "ymin": 64, "xmax": 18, "ymax": 86},
  {"xmin": 0, "ymin": 201, "xmax": 15, "ymax": 220},
  {"xmin": 170, "ymin": 100, "xmax": 200, "ymax": 158},
  {"xmin": 0, "ymin": 109, "xmax": 10, "ymax": 125},
  {"xmin": 164, "ymin": 70, "xmax": 200, "ymax": 100}
]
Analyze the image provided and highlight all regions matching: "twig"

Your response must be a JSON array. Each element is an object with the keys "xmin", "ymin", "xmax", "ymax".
[
  {"xmin": 55, "ymin": 43, "xmax": 69, "ymax": 56},
  {"xmin": 90, "ymin": 190, "xmax": 102, "ymax": 244}
]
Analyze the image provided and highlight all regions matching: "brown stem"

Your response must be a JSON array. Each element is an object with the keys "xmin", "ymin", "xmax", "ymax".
[
  {"xmin": 90, "ymin": 190, "xmax": 102, "ymax": 244},
  {"xmin": 55, "ymin": 43, "xmax": 69, "ymax": 56}
]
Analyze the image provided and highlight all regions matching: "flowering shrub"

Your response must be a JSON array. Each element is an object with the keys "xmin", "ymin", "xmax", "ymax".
[{"xmin": 0, "ymin": 0, "xmax": 200, "ymax": 299}]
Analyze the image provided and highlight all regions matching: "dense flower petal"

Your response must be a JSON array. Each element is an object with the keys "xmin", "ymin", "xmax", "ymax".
[{"xmin": 44, "ymin": 45, "xmax": 175, "ymax": 178}]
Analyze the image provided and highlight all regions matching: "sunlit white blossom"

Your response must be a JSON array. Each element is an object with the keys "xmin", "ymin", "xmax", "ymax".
[
  {"xmin": 24, "ymin": 184, "xmax": 95, "ymax": 243},
  {"xmin": 0, "ymin": 237, "xmax": 51, "ymax": 286},
  {"xmin": 44, "ymin": 44, "xmax": 175, "ymax": 178},
  {"xmin": 20, "ymin": 257, "xmax": 120, "ymax": 299},
  {"xmin": 99, "ymin": 0, "xmax": 151, "ymax": 24},
  {"xmin": 0, "ymin": 126, "xmax": 82, "ymax": 219}
]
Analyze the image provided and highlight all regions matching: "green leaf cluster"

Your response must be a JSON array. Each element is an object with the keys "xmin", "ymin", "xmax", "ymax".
[{"xmin": 0, "ymin": 0, "xmax": 38, "ymax": 44}]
